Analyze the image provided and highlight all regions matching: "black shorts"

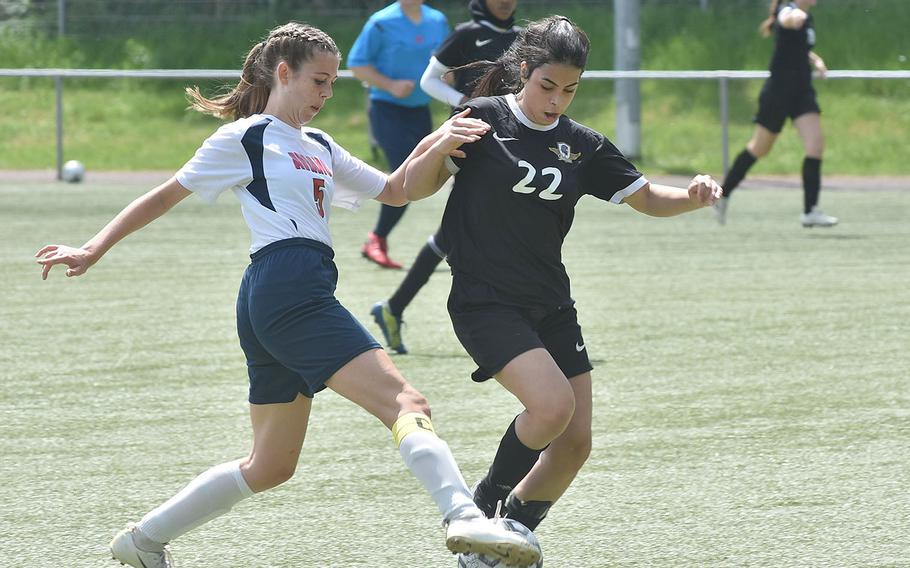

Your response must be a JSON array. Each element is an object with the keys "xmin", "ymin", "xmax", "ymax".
[
  {"xmin": 753, "ymin": 80, "xmax": 821, "ymax": 134},
  {"xmin": 447, "ymin": 273, "xmax": 592, "ymax": 382}
]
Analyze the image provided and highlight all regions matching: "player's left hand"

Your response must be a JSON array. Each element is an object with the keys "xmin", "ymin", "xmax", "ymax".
[
  {"xmin": 432, "ymin": 108, "xmax": 491, "ymax": 159},
  {"xmin": 814, "ymin": 57, "xmax": 828, "ymax": 79},
  {"xmin": 687, "ymin": 174, "xmax": 723, "ymax": 206}
]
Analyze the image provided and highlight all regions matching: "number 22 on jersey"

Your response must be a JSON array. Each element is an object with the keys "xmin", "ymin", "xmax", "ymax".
[{"xmin": 512, "ymin": 160, "xmax": 563, "ymax": 201}]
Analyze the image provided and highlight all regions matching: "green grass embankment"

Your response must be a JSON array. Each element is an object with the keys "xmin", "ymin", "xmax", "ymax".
[{"xmin": 1, "ymin": 1, "xmax": 907, "ymax": 175}]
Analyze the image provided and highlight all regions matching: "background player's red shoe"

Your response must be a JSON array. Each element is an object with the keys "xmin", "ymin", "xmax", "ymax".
[{"xmin": 361, "ymin": 232, "xmax": 402, "ymax": 269}]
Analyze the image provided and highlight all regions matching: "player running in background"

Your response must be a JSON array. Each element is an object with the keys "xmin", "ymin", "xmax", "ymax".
[
  {"xmin": 402, "ymin": 14, "xmax": 722, "ymax": 557},
  {"xmin": 35, "ymin": 22, "xmax": 539, "ymax": 568},
  {"xmin": 348, "ymin": 0, "xmax": 450, "ymax": 269},
  {"xmin": 715, "ymin": 0, "xmax": 837, "ymax": 227},
  {"xmin": 371, "ymin": 0, "xmax": 521, "ymax": 355}
]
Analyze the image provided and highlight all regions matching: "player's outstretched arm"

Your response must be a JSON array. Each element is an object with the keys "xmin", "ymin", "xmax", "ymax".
[
  {"xmin": 420, "ymin": 57, "xmax": 468, "ymax": 107},
  {"xmin": 623, "ymin": 174, "xmax": 722, "ymax": 217},
  {"xmin": 377, "ymin": 110, "xmax": 487, "ymax": 205},
  {"xmin": 403, "ymin": 108, "xmax": 489, "ymax": 201},
  {"xmin": 35, "ymin": 177, "xmax": 191, "ymax": 280}
]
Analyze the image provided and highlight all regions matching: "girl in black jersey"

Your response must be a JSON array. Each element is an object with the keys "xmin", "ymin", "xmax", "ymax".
[
  {"xmin": 371, "ymin": 0, "xmax": 521, "ymax": 355},
  {"xmin": 715, "ymin": 0, "xmax": 837, "ymax": 227},
  {"xmin": 404, "ymin": 14, "xmax": 722, "ymax": 549}
]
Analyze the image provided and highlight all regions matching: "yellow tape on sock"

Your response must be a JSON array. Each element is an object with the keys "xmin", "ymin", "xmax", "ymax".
[{"xmin": 391, "ymin": 412, "xmax": 436, "ymax": 447}]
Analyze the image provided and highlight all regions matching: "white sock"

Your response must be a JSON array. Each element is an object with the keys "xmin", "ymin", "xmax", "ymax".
[
  {"xmin": 398, "ymin": 430, "xmax": 479, "ymax": 522},
  {"xmin": 135, "ymin": 459, "xmax": 254, "ymax": 545}
]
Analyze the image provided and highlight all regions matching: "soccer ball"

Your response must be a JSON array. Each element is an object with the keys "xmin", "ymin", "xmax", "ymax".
[
  {"xmin": 457, "ymin": 519, "xmax": 543, "ymax": 568},
  {"xmin": 62, "ymin": 160, "xmax": 85, "ymax": 183}
]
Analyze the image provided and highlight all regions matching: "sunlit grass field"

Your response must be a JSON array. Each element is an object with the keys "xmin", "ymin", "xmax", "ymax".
[{"xmin": 1, "ymin": 180, "xmax": 908, "ymax": 567}]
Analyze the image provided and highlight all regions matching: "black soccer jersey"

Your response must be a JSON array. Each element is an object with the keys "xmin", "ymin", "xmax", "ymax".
[
  {"xmin": 434, "ymin": 20, "xmax": 520, "ymax": 94},
  {"xmin": 440, "ymin": 95, "xmax": 647, "ymax": 308},
  {"xmin": 769, "ymin": 2, "xmax": 816, "ymax": 89}
]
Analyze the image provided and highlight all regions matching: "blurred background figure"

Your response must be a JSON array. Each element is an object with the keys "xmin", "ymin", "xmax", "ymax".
[
  {"xmin": 715, "ymin": 0, "xmax": 837, "ymax": 228},
  {"xmin": 370, "ymin": 0, "xmax": 521, "ymax": 355},
  {"xmin": 348, "ymin": 0, "xmax": 451, "ymax": 268}
]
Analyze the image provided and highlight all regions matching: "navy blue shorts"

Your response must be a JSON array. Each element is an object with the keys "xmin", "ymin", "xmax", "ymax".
[
  {"xmin": 236, "ymin": 238, "xmax": 381, "ymax": 404},
  {"xmin": 368, "ymin": 99, "xmax": 433, "ymax": 170},
  {"xmin": 754, "ymin": 79, "xmax": 821, "ymax": 134},
  {"xmin": 447, "ymin": 272, "xmax": 592, "ymax": 383}
]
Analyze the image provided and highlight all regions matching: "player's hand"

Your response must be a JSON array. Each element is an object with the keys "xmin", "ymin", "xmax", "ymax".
[
  {"xmin": 814, "ymin": 57, "xmax": 828, "ymax": 79},
  {"xmin": 388, "ymin": 79, "xmax": 415, "ymax": 99},
  {"xmin": 432, "ymin": 108, "xmax": 490, "ymax": 159},
  {"xmin": 35, "ymin": 244, "xmax": 97, "ymax": 280},
  {"xmin": 687, "ymin": 174, "xmax": 723, "ymax": 207}
]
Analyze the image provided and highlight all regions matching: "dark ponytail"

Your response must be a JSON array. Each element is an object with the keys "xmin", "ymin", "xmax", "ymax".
[
  {"xmin": 187, "ymin": 22, "xmax": 340, "ymax": 120},
  {"xmin": 466, "ymin": 15, "xmax": 590, "ymax": 99}
]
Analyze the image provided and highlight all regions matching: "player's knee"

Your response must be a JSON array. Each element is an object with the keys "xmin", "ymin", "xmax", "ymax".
[
  {"xmin": 245, "ymin": 460, "xmax": 297, "ymax": 491},
  {"xmin": 561, "ymin": 431, "xmax": 592, "ymax": 469},
  {"xmin": 806, "ymin": 139, "xmax": 824, "ymax": 158},
  {"xmin": 747, "ymin": 141, "xmax": 771, "ymax": 158},
  {"xmin": 527, "ymin": 387, "xmax": 575, "ymax": 437}
]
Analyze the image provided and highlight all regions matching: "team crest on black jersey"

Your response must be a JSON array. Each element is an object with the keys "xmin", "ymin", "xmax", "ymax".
[{"xmin": 549, "ymin": 142, "xmax": 581, "ymax": 164}]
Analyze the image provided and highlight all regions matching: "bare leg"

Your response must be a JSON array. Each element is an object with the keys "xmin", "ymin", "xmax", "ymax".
[
  {"xmin": 746, "ymin": 124, "xmax": 779, "ymax": 159},
  {"xmin": 511, "ymin": 372, "xmax": 592, "ymax": 503},
  {"xmin": 130, "ymin": 395, "xmax": 311, "ymax": 549},
  {"xmin": 793, "ymin": 112, "xmax": 834, "ymax": 222},
  {"xmin": 793, "ymin": 112, "xmax": 824, "ymax": 159},
  {"xmin": 723, "ymin": 124, "xmax": 778, "ymax": 198},
  {"xmin": 326, "ymin": 348, "xmax": 477, "ymax": 522},
  {"xmin": 242, "ymin": 394, "xmax": 312, "ymax": 491},
  {"xmin": 495, "ymin": 348, "xmax": 577, "ymax": 449}
]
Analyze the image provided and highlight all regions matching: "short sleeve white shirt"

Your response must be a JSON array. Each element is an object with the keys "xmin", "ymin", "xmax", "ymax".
[{"xmin": 176, "ymin": 114, "xmax": 387, "ymax": 253}]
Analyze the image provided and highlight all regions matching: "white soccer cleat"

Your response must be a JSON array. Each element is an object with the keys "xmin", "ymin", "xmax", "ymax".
[
  {"xmin": 713, "ymin": 197, "xmax": 729, "ymax": 225},
  {"xmin": 458, "ymin": 551, "xmax": 544, "ymax": 568},
  {"xmin": 801, "ymin": 206, "xmax": 838, "ymax": 228},
  {"xmin": 110, "ymin": 524, "xmax": 174, "ymax": 568},
  {"xmin": 446, "ymin": 516, "xmax": 541, "ymax": 567}
]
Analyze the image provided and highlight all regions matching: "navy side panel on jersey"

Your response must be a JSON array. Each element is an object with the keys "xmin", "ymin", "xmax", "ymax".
[
  {"xmin": 305, "ymin": 132, "xmax": 333, "ymax": 156},
  {"xmin": 241, "ymin": 118, "xmax": 275, "ymax": 211}
]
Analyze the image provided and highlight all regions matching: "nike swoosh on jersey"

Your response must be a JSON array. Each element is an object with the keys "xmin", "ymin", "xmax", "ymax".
[
  {"xmin": 475, "ymin": 38, "xmax": 494, "ymax": 47},
  {"xmin": 575, "ymin": 342, "xmax": 586, "ymax": 352},
  {"xmin": 492, "ymin": 132, "xmax": 518, "ymax": 142}
]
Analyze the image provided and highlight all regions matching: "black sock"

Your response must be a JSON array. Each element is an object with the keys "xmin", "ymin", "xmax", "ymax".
[
  {"xmin": 722, "ymin": 149, "xmax": 758, "ymax": 198},
  {"xmin": 373, "ymin": 203, "xmax": 409, "ymax": 238},
  {"xmin": 504, "ymin": 492, "xmax": 553, "ymax": 532},
  {"xmin": 387, "ymin": 237, "xmax": 446, "ymax": 317},
  {"xmin": 475, "ymin": 417, "xmax": 547, "ymax": 517},
  {"xmin": 803, "ymin": 157, "xmax": 822, "ymax": 213}
]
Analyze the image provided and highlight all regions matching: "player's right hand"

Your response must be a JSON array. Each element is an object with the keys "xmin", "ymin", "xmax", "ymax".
[{"xmin": 35, "ymin": 244, "xmax": 96, "ymax": 280}]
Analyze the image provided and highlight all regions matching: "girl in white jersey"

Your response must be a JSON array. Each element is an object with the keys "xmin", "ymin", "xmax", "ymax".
[{"xmin": 35, "ymin": 22, "xmax": 539, "ymax": 568}]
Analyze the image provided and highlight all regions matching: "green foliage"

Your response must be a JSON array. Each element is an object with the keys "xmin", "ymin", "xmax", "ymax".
[{"xmin": 0, "ymin": 1, "xmax": 908, "ymax": 173}]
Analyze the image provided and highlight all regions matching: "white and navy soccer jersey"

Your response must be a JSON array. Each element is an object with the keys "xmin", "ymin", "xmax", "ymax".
[
  {"xmin": 440, "ymin": 94, "xmax": 647, "ymax": 307},
  {"xmin": 176, "ymin": 114, "xmax": 387, "ymax": 253}
]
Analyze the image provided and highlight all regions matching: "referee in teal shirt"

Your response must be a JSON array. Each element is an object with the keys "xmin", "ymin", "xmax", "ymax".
[{"xmin": 349, "ymin": 0, "xmax": 449, "ymax": 269}]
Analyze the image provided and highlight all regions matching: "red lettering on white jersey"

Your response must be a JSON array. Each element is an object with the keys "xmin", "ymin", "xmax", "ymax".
[{"xmin": 288, "ymin": 152, "xmax": 333, "ymax": 177}]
